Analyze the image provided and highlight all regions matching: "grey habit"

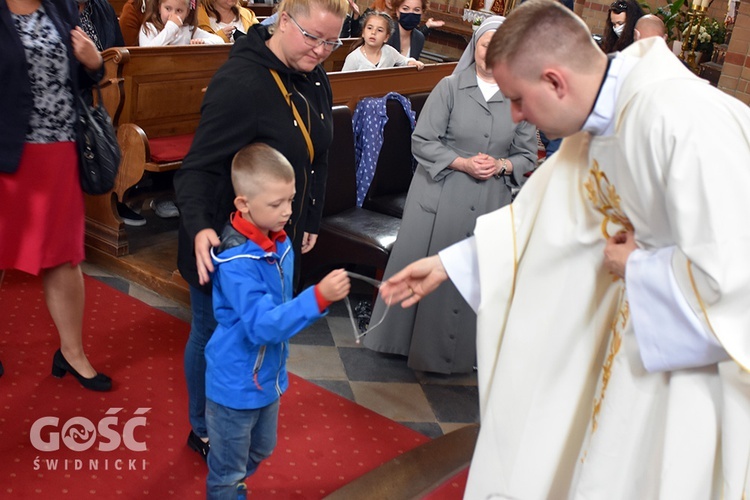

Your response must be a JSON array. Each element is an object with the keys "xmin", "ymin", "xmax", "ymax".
[{"xmin": 363, "ymin": 35, "xmax": 538, "ymax": 373}]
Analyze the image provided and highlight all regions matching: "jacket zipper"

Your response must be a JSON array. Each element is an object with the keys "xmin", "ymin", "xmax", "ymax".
[
  {"xmin": 274, "ymin": 247, "xmax": 291, "ymax": 396},
  {"xmin": 251, "ymin": 248, "xmax": 289, "ymax": 392}
]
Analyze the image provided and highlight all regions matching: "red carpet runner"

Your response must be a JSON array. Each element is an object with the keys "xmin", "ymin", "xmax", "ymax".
[{"xmin": 0, "ymin": 270, "xmax": 432, "ymax": 498}]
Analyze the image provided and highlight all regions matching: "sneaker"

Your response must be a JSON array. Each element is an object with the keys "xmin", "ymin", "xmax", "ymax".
[
  {"xmin": 150, "ymin": 199, "xmax": 180, "ymax": 219},
  {"xmin": 117, "ymin": 202, "xmax": 146, "ymax": 227},
  {"xmin": 236, "ymin": 482, "xmax": 248, "ymax": 500}
]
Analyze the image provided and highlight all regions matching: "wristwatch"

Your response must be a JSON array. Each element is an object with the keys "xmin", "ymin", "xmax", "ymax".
[{"xmin": 494, "ymin": 158, "xmax": 508, "ymax": 178}]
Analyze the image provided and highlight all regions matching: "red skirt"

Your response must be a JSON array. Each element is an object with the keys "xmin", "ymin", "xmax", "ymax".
[{"xmin": 0, "ymin": 142, "xmax": 85, "ymax": 275}]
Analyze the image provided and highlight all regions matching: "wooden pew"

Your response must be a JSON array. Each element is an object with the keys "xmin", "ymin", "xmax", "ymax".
[
  {"xmin": 328, "ymin": 62, "xmax": 456, "ymax": 111},
  {"xmin": 86, "ymin": 45, "xmax": 232, "ymax": 257},
  {"xmin": 324, "ymin": 424, "xmax": 479, "ymax": 499},
  {"xmin": 321, "ymin": 38, "xmax": 358, "ymax": 73},
  {"xmin": 85, "ymin": 57, "xmax": 455, "ymax": 305}
]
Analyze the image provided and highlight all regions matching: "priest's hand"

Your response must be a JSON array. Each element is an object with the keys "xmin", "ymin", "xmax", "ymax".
[
  {"xmin": 603, "ymin": 230, "xmax": 637, "ymax": 279},
  {"xmin": 379, "ymin": 255, "xmax": 448, "ymax": 308}
]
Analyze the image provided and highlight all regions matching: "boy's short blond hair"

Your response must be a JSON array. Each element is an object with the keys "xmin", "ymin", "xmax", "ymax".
[{"xmin": 231, "ymin": 143, "xmax": 295, "ymax": 199}]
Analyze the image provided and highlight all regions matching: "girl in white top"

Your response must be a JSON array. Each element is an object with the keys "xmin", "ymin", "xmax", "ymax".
[
  {"xmin": 140, "ymin": 0, "xmax": 223, "ymax": 46},
  {"xmin": 341, "ymin": 11, "xmax": 424, "ymax": 71}
]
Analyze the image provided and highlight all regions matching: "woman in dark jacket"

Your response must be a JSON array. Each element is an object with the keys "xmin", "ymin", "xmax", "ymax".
[
  {"xmin": 0, "ymin": 0, "xmax": 112, "ymax": 390},
  {"xmin": 173, "ymin": 0, "xmax": 348, "ymax": 461},
  {"xmin": 77, "ymin": 0, "xmax": 123, "ymax": 53},
  {"xmin": 387, "ymin": 0, "xmax": 426, "ymax": 59}
]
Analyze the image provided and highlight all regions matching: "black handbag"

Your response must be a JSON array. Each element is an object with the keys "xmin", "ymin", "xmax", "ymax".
[{"xmin": 76, "ymin": 87, "xmax": 120, "ymax": 195}]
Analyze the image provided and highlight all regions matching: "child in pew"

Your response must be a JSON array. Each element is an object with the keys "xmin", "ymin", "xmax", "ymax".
[
  {"xmin": 139, "ymin": 0, "xmax": 224, "ymax": 45},
  {"xmin": 204, "ymin": 143, "xmax": 350, "ymax": 500},
  {"xmin": 341, "ymin": 11, "xmax": 424, "ymax": 71}
]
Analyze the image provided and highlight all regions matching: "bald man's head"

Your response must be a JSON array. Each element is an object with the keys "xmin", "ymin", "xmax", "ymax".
[{"xmin": 634, "ymin": 14, "xmax": 666, "ymax": 41}]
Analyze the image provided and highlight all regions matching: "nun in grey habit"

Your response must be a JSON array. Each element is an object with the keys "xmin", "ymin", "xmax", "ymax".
[{"xmin": 363, "ymin": 16, "xmax": 538, "ymax": 374}]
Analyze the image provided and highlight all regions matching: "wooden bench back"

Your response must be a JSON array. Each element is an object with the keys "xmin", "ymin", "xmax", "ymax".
[
  {"xmin": 321, "ymin": 38, "xmax": 358, "ymax": 73},
  {"xmin": 99, "ymin": 45, "xmax": 232, "ymax": 138},
  {"xmin": 328, "ymin": 62, "xmax": 457, "ymax": 111}
]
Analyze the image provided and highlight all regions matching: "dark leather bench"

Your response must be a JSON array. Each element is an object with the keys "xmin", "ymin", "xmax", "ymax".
[{"xmin": 301, "ymin": 106, "xmax": 402, "ymax": 283}]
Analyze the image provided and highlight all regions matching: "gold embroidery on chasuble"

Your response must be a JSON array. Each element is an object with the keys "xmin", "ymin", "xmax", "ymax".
[
  {"xmin": 582, "ymin": 160, "xmax": 633, "ymax": 438},
  {"xmin": 583, "ymin": 160, "xmax": 634, "ymax": 239}
]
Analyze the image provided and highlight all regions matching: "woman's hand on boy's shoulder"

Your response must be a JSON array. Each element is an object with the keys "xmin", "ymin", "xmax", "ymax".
[
  {"xmin": 318, "ymin": 269, "xmax": 351, "ymax": 302},
  {"xmin": 195, "ymin": 228, "xmax": 221, "ymax": 285}
]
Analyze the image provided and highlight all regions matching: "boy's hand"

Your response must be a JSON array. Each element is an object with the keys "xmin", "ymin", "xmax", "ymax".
[
  {"xmin": 190, "ymin": 39, "xmax": 206, "ymax": 44},
  {"xmin": 318, "ymin": 269, "xmax": 350, "ymax": 302}
]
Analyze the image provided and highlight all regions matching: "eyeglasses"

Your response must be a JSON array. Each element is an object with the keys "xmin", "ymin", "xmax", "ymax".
[
  {"xmin": 287, "ymin": 14, "xmax": 343, "ymax": 52},
  {"xmin": 342, "ymin": 272, "xmax": 391, "ymax": 343},
  {"xmin": 609, "ymin": 0, "xmax": 628, "ymax": 12}
]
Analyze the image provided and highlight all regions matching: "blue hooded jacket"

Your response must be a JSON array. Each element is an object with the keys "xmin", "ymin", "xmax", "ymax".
[{"xmin": 205, "ymin": 224, "xmax": 325, "ymax": 410}]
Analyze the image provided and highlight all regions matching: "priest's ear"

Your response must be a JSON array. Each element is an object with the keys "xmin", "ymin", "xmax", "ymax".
[{"xmin": 541, "ymin": 68, "xmax": 568, "ymax": 99}]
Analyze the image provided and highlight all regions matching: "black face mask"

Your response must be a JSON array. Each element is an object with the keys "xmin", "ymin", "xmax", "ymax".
[{"xmin": 398, "ymin": 12, "xmax": 421, "ymax": 31}]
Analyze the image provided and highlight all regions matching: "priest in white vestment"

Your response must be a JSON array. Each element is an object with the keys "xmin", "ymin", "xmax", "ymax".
[{"xmin": 379, "ymin": 1, "xmax": 750, "ymax": 498}]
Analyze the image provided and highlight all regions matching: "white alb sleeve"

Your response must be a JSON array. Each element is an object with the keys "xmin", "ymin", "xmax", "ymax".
[
  {"xmin": 438, "ymin": 236, "xmax": 480, "ymax": 313},
  {"xmin": 626, "ymin": 246, "xmax": 729, "ymax": 372}
]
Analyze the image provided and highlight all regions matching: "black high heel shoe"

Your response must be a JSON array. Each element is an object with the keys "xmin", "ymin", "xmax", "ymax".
[
  {"xmin": 51, "ymin": 349, "xmax": 112, "ymax": 392},
  {"xmin": 187, "ymin": 430, "xmax": 210, "ymax": 462}
]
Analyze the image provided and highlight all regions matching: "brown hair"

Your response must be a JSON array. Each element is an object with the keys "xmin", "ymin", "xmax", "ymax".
[
  {"xmin": 486, "ymin": 0, "xmax": 600, "ymax": 79},
  {"xmin": 600, "ymin": 0, "xmax": 644, "ymax": 53},
  {"xmin": 391, "ymin": 0, "xmax": 426, "ymax": 12},
  {"xmin": 231, "ymin": 143, "xmax": 295, "ymax": 199},
  {"xmin": 199, "ymin": 0, "xmax": 240, "ymax": 23},
  {"xmin": 371, "ymin": 0, "xmax": 394, "ymax": 16},
  {"xmin": 351, "ymin": 11, "xmax": 394, "ymax": 50},
  {"xmin": 142, "ymin": 0, "xmax": 198, "ymax": 36}
]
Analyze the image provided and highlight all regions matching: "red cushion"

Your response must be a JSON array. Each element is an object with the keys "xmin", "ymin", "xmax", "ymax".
[{"xmin": 149, "ymin": 133, "xmax": 194, "ymax": 163}]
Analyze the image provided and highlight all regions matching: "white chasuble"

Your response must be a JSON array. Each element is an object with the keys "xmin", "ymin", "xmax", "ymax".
[{"xmin": 465, "ymin": 39, "xmax": 750, "ymax": 500}]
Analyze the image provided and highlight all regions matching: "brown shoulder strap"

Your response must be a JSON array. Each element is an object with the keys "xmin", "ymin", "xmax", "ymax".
[{"xmin": 269, "ymin": 69, "xmax": 314, "ymax": 163}]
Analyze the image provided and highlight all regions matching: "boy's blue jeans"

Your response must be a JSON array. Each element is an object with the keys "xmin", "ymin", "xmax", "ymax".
[
  {"xmin": 205, "ymin": 398, "xmax": 280, "ymax": 500},
  {"xmin": 185, "ymin": 286, "xmax": 217, "ymax": 438}
]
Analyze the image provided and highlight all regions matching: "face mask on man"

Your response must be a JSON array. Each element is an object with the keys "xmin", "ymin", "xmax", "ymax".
[
  {"xmin": 398, "ymin": 13, "xmax": 421, "ymax": 31},
  {"xmin": 613, "ymin": 24, "xmax": 625, "ymax": 37}
]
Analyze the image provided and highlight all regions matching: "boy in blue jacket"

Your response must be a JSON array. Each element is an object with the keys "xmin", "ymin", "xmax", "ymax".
[{"xmin": 204, "ymin": 143, "xmax": 350, "ymax": 500}]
